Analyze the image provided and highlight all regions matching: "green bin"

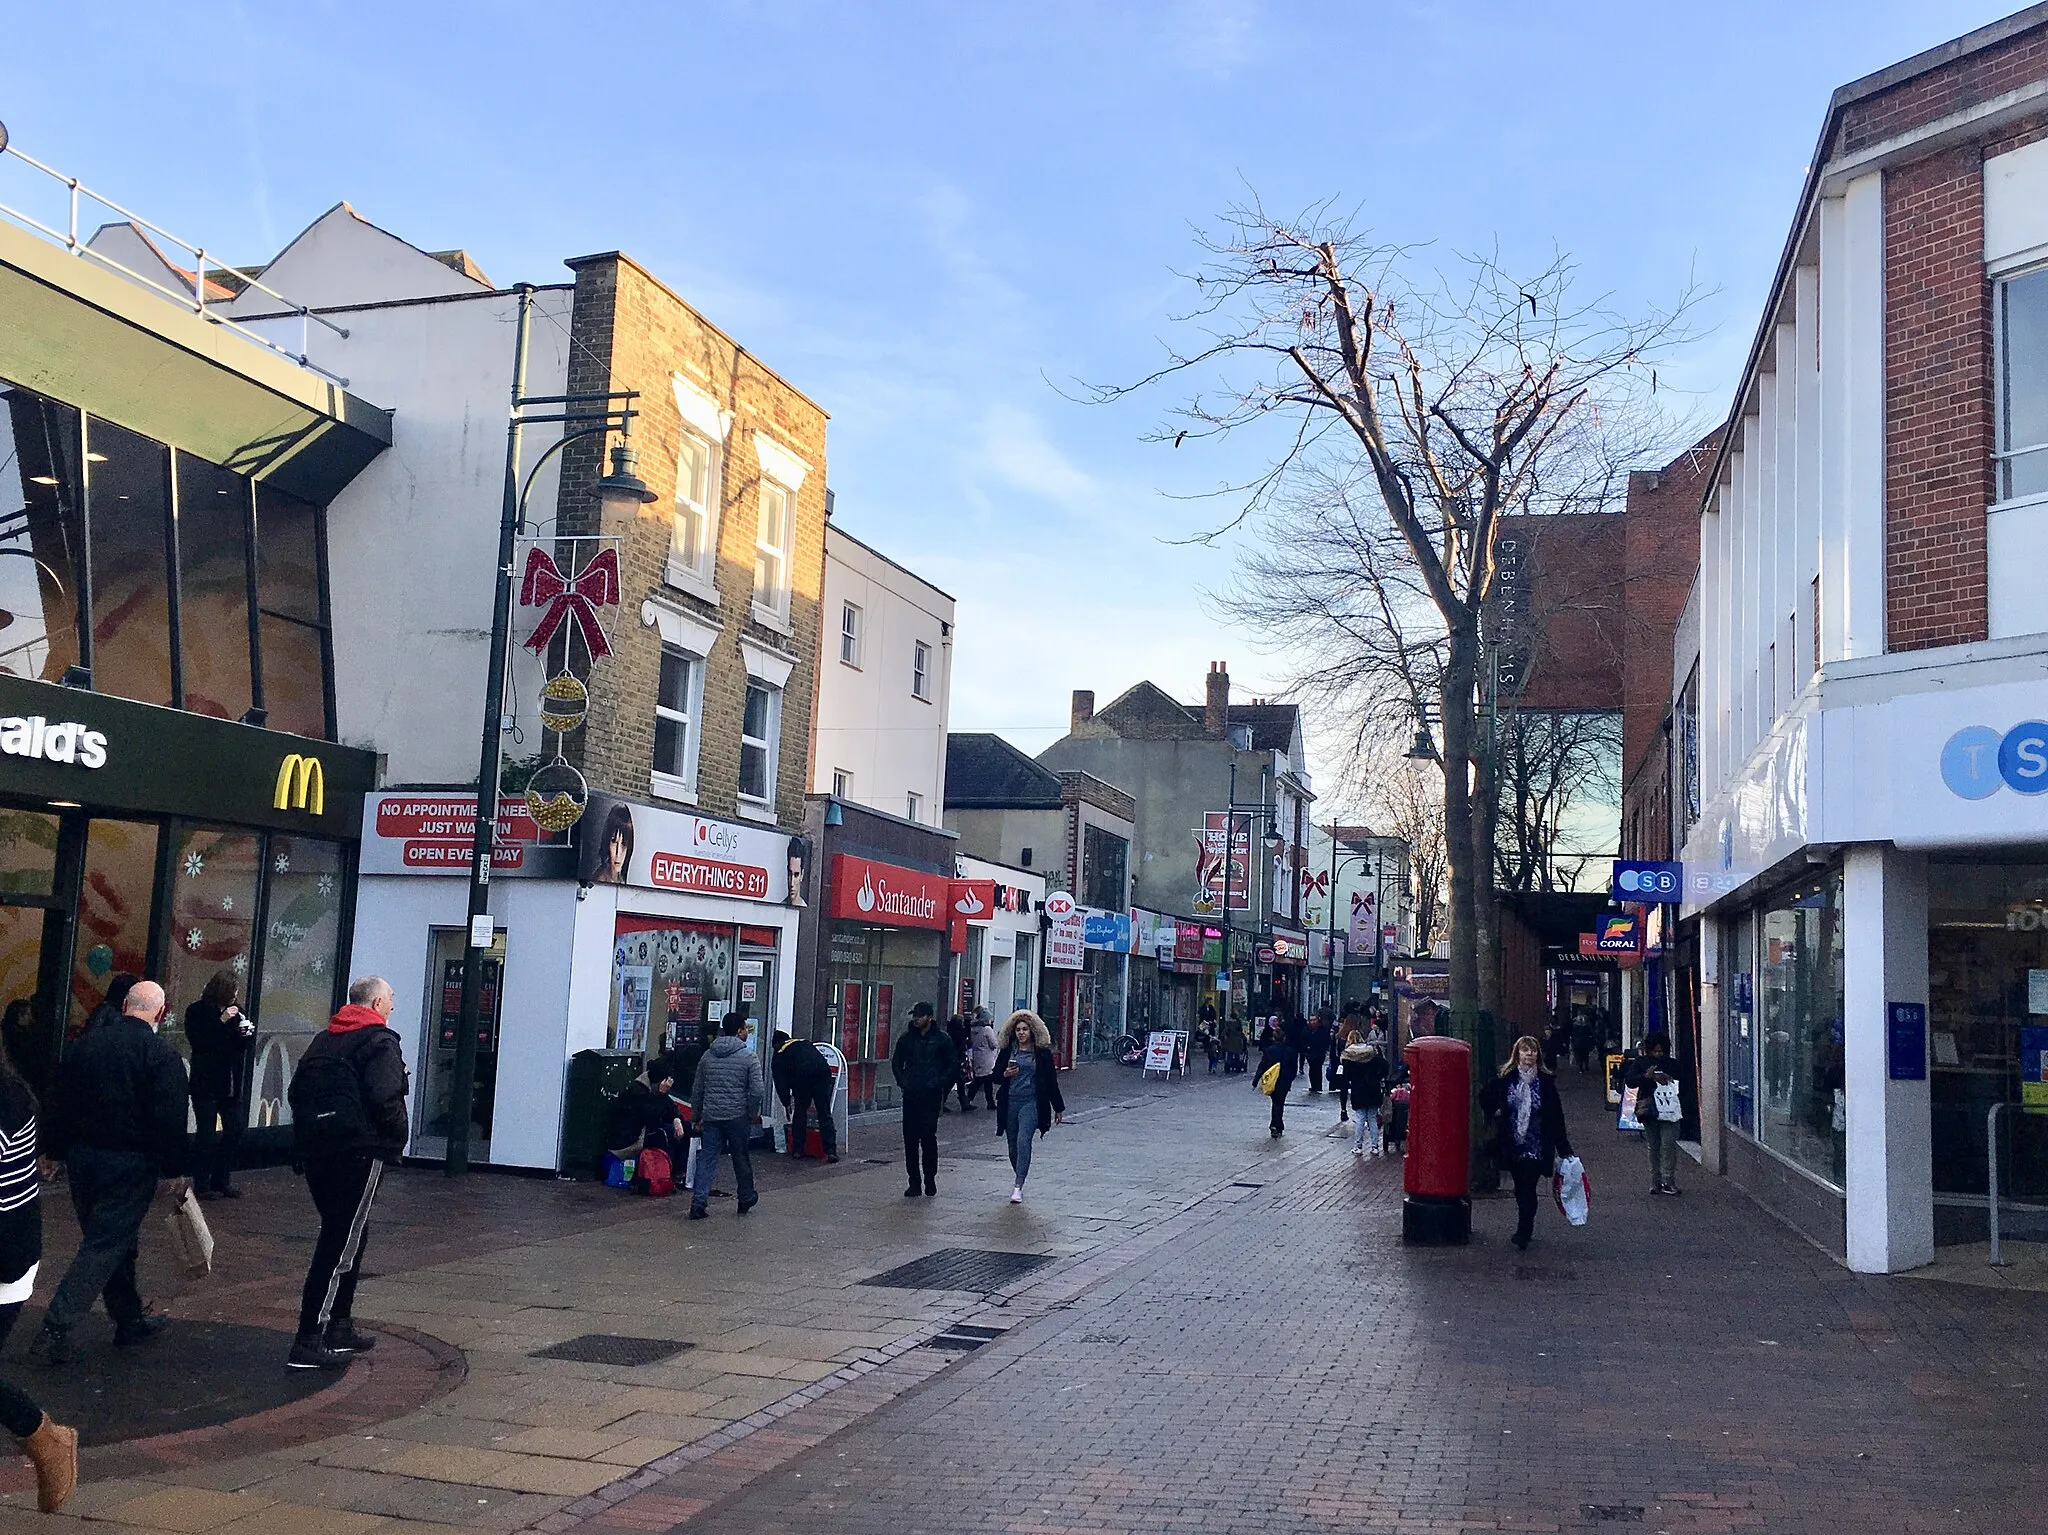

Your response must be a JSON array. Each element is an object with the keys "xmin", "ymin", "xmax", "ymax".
[{"xmin": 562, "ymin": 1048, "xmax": 643, "ymax": 1177}]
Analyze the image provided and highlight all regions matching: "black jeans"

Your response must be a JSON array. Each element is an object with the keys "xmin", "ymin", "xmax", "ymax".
[
  {"xmin": 0, "ymin": 1305, "xmax": 42, "ymax": 1436},
  {"xmin": 902, "ymin": 1098, "xmax": 941, "ymax": 1187},
  {"xmin": 1510, "ymin": 1158, "xmax": 1546, "ymax": 1246},
  {"xmin": 190, "ymin": 1088, "xmax": 244, "ymax": 1192},
  {"xmin": 786, "ymin": 1081, "xmax": 836, "ymax": 1157},
  {"xmin": 1306, "ymin": 1056, "xmax": 1325, "ymax": 1093},
  {"xmin": 1269, "ymin": 1074, "xmax": 1292, "ymax": 1133},
  {"xmin": 969, "ymin": 1074, "xmax": 998, "ymax": 1109},
  {"xmin": 297, "ymin": 1155, "xmax": 382, "ymax": 1338},
  {"xmin": 47, "ymin": 1145, "xmax": 154, "ymax": 1331}
]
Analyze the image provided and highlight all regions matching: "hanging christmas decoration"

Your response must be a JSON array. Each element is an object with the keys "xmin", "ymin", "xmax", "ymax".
[
  {"xmin": 539, "ymin": 673, "xmax": 590, "ymax": 734},
  {"xmin": 519, "ymin": 546, "xmax": 621, "ymax": 659},
  {"xmin": 525, "ymin": 758, "xmax": 589, "ymax": 833}
]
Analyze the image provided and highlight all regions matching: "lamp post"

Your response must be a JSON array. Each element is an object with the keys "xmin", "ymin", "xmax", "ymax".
[
  {"xmin": 1324, "ymin": 841, "xmax": 1379, "ymax": 1015},
  {"xmin": 445, "ymin": 284, "xmax": 656, "ymax": 1176},
  {"xmin": 1218, "ymin": 758, "xmax": 1285, "ymax": 1023}
]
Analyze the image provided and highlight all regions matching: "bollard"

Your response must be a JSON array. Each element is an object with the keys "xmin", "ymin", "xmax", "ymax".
[{"xmin": 1402, "ymin": 1035, "xmax": 1472, "ymax": 1245}]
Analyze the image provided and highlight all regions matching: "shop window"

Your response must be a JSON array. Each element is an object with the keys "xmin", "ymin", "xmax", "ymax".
[
  {"xmin": 670, "ymin": 429, "xmax": 722, "ymax": 585},
  {"xmin": 251, "ymin": 837, "xmax": 348, "ymax": 1132},
  {"xmin": 826, "ymin": 922, "xmax": 942, "ymax": 1110},
  {"xmin": 1753, "ymin": 869, "xmax": 1845, "ymax": 1188},
  {"xmin": 68, "ymin": 818, "xmax": 159, "ymax": 1033},
  {"xmin": 160, "ymin": 827, "xmax": 262, "ymax": 1066},
  {"xmin": 256, "ymin": 483, "xmax": 332, "ymax": 740},
  {"xmin": 1997, "ymin": 265, "xmax": 2048, "ymax": 501},
  {"xmin": 1012, "ymin": 934, "xmax": 1035, "ymax": 1014},
  {"xmin": 1725, "ymin": 910, "xmax": 1756, "ymax": 1137},
  {"xmin": 653, "ymin": 643, "xmax": 702, "ymax": 798},
  {"xmin": 175, "ymin": 455, "xmax": 254, "ymax": 721},
  {"xmin": 0, "ymin": 381, "xmax": 83, "ymax": 683},
  {"xmin": 839, "ymin": 602, "xmax": 862, "ymax": 667},
  {"xmin": 1082, "ymin": 824, "xmax": 1127, "ymax": 910},
  {"xmin": 613, "ymin": 918, "xmax": 737, "ymax": 1054},
  {"xmin": 753, "ymin": 479, "xmax": 794, "ymax": 624},
  {"xmin": 87, "ymin": 418, "xmax": 174, "ymax": 707},
  {"xmin": 739, "ymin": 679, "xmax": 779, "ymax": 804},
  {"xmin": 0, "ymin": 809, "xmax": 58, "ymax": 900}
]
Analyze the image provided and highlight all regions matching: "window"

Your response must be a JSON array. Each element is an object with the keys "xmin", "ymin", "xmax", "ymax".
[
  {"xmin": 670, "ymin": 430, "xmax": 722, "ymax": 584},
  {"xmin": 0, "ymin": 381, "xmax": 83, "ymax": 683},
  {"xmin": 753, "ymin": 480, "xmax": 795, "ymax": 622},
  {"xmin": 87, "ymin": 418, "xmax": 174, "ymax": 708},
  {"xmin": 840, "ymin": 602, "xmax": 862, "ymax": 667},
  {"xmin": 176, "ymin": 454, "xmax": 253, "ymax": 721},
  {"xmin": 256, "ymin": 482, "xmax": 333, "ymax": 739},
  {"xmin": 1082, "ymin": 825, "xmax": 1128, "ymax": 909},
  {"xmin": 739, "ymin": 679, "xmax": 779, "ymax": 802},
  {"xmin": 653, "ymin": 644, "xmax": 701, "ymax": 794},
  {"xmin": 831, "ymin": 768, "xmax": 851, "ymax": 798},
  {"xmin": 1731, "ymin": 870, "xmax": 1846, "ymax": 1190},
  {"xmin": 912, "ymin": 640, "xmax": 931, "ymax": 700},
  {"xmin": 905, "ymin": 792, "xmax": 922, "ymax": 823},
  {"xmin": 1997, "ymin": 266, "xmax": 2048, "ymax": 500}
]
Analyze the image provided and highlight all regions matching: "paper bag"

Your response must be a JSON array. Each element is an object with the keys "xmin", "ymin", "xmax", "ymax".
[{"xmin": 165, "ymin": 1187, "xmax": 215, "ymax": 1279}]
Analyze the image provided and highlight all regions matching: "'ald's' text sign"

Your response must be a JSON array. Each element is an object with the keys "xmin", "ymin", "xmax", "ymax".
[{"xmin": 0, "ymin": 715, "xmax": 107, "ymax": 768}]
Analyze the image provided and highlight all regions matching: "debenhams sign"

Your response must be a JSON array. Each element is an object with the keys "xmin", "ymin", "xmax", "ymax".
[{"xmin": 0, "ymin": 715, "xmax": 108, "ymax": 769}]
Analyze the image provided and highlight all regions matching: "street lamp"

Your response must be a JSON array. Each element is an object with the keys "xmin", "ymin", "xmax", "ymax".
[
  {"xmin": 445, "ymin": 285, "xmax": 655, "ymax": 1177},
  {"xmin": 1217, "ymin": 758, "xmax": 1290, "ymax": 1025},
  {"xmin": 1323, "ymin": 842, "xmax": 1382, "ymax": 1016}
]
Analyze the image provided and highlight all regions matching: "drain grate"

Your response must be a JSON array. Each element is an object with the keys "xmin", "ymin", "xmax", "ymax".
[
  {"xmin": 1230, "ymin": 1181, "xmax": 1265, "ymax": 1189},
  {"xmin": 921, "ymin": 1320, "xmax": 1012, "ymax": 1353},
  {"xmin": 1582, "ymin": 1506, "xmax": 1644, "ymax": 1523},
  {"xmin": 529, "ymin": 1334, "xmax": 694, "ymax": 1367},
  {"xmin": 860, "ymin": 1247, "xmax": 1056, "ymax": 1292}
]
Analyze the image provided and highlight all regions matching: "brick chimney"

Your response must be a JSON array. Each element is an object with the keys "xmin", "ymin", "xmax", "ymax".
[
  {"xmin": 1205, "ymin": 661, "xmax": 1230, "ymax": 739},
  {"xmin": 1070, "ymin": 689, "xmax": 1095, "ymax": 733}
]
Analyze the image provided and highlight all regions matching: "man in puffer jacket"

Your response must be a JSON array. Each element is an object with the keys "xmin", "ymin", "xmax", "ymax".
[{"xmin": 689, "ymin": 1015, "xmax": 762, "ymax": 1219}]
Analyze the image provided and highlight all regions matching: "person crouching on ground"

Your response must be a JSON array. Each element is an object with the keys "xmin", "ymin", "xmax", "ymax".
[
  {"xmin": 285, "ymin": 975, "xmax": 410, "ymax": 1370},
  {"xmin": 605, "ymin": 1054, "xmax": 684, "ymax": 1170},
  {"xmin": 771, "ymin": 1030, "xmax": 838, "ymax": 1163},
  {"xmin": 891, "ymin": 1002, "xmax": 957, "ymax": 1198},
  {"xmin": 994, "ymin": 1011, "xmax": 1065, "ymax": 1204},
  {"xmin": 689, "ymin": 1015, "xmax": 762, "ymax": 1219},
  {"xmin": 1480, "ymin": 1034, "xmax": 1574, "ymax": 1252}
]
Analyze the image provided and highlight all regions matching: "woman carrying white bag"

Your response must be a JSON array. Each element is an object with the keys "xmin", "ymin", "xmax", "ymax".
[{"xmin": 1479, "ymin": 1035, "xmax": 1577, "ymax": 1252}]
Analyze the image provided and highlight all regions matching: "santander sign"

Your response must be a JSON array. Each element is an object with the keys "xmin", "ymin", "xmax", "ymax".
[{"xmin": 831, "ymin": 854, "xmax": 948, "ymax": 930}]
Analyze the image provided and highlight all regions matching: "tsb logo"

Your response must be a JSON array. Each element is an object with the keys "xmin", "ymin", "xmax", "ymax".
[{"xmin": 1941, "ymin": 722, "xmax": 2048, "ymax": 799}]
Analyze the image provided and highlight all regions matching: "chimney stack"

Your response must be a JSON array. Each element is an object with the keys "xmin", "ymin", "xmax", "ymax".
[
  {"xmin": 1070, "ymin": 689, "xmax": 1095, "ymax": 733},
  {"xmin": 1205, "ymin": 661, "xmax": 1230, "ymax": 739}
]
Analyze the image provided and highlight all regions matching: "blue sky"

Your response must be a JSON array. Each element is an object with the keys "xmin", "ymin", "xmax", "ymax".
[{"xmin": 0, "ymin": 0, "xmax": 2020, "ymax": 784}]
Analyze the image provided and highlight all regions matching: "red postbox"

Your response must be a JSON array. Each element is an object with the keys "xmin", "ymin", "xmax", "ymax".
[{"xmin": 1402, "ymin": 1035, "xmax": 1472, "ymax": 1244}]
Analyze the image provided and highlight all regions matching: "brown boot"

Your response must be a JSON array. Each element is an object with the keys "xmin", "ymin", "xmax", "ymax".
[{"xmin": 22, "ymin": 1412, "xmax": 77, "ymax": 1512}]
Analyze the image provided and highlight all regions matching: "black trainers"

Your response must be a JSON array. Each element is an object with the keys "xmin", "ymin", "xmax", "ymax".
[
  {"xmin": 736, "ymin": 1196, "xmax": 758, "ymax": 1215},
  {"xmin": 326, "ymin": 1320, "xmax": 377, "ymax": 1354},
  {"xmin": 904, "ymin": 1185, "xmax": 921, "ymax": 1198},
  {"xmin": 923, "ymin": 1182, "xmax": 937, "ymax": 1197},
  {"xmin": 286, "ymin": 1335, "xmax": 352, "ymax": 1372},
  {"xmin": 826, "ymin": 1153, "xmax": 840, "ymax": 1164},
  {"xmin": 26, "ymin": 1324, "xmax": 70, "ymax": 1368},
  {"xmin": 688, "ymin": 1205, "xmax": 709, "ymax": 1220},
  {"xmin": 113, "ymin": 1314, "xmax": 170, "ymax": 1348}
]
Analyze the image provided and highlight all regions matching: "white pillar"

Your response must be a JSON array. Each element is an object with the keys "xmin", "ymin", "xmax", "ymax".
[
  {"xmin": 1696, "ymin": 916, "xmax": 1725, "ymax": 1174},
  {"xmin": 1842, "ymin": 844, "xmax": 1933, "ymax": 1273}
]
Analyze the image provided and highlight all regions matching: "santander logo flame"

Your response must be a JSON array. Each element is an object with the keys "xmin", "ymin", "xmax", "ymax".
[
  {"xmin": 954, "ymin": 886, "xmax": 987, "ymax": 915},
  {"xmin": 856, "ymin": 870, "xmax": 877, "ymax": 913}
]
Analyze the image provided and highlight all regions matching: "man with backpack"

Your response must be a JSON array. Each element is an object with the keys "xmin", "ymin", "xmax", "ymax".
[{"xmin": 285, "ymin": 976, "xmax": 409, "ymax": 1371}]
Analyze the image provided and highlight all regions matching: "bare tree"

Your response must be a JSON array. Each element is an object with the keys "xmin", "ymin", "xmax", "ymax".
[
  {"xmin": 1109, "ymin": 198, "xmax": 1693, "ymax": 1031},
  {"xmin": 1493, "ymin": 708, "xmax": 1623, "ymax": 894}
]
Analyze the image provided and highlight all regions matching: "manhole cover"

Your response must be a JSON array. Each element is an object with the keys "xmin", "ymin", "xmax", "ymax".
[
  {"xmin": 922, "ymin": 1335, "xmax": 986, "ymax": 1351},
  {"xmin": 1582, "ymin": 1506, "xmax": 1644, "ymax": 1523},
  {"xmin": 860, "ymin": 1247, "xmax": 1056, "ymax": 1292},
  {"xmin": 529, "ymin": 1334, "xmax": 694, "ymax": 1367}
]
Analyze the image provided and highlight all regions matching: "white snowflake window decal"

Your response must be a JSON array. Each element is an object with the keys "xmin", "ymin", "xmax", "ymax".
[
  {"xmin": 184, "ymin": 851, "xmax": 205, "ymax": 879},
  {"xmin": 185, "ymin": 928, "xmax": 204, "ymax": 951},
  {"xmin": 231, "ymin": 953, "xmax": 248, "ymax": 975},
  {"xmin": 310, "ymin": 955, "xmax": 327, "ymax": 976},
  {"xmin": 220, "ymin": 896, "xmax": 235, "ymax": 913},
  {"xmin": 274, "ymin": 853, "xmax": 291, "ymax": 875},
  {"xmin": 317, "ymin": 875, "xmax": 335, "ymax": 897}
]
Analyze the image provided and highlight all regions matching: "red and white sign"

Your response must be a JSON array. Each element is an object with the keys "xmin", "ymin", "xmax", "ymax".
[
  {"xmin": 947, "ymin": 879, "xmax": 996, "ymax": 954},
  {"xmin": 1045, "ymin": 905, "xmax": 1085, "ymax": 970},
  {"xmin": 649, "ymin": 849, "xmax": 770, "ymax": 899},
  {"xmin": 829, "ymin": 855, "xmax": 949, "ymax": 930},
  {"xmin": 363, "ymin": 793, "xmax": 557, "ymax": 877},
  {"xmin": 578, "ymin": 793, "xmax": 788, "ymax": 903},
  {"xmin": 1043, "ymin": 890, "xmax": 1077, "ymax": 921}
]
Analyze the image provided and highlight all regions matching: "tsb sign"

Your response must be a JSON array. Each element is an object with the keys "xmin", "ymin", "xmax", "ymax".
[{"xmin": 1941, "ymin": 723, "xmax": 2048, "ymax": 799}]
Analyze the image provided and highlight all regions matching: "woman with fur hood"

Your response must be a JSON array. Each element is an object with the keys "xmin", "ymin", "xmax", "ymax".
[{"xmin": 993, "ymin": 1011, "xmax": 1065, "ymax": 1204}]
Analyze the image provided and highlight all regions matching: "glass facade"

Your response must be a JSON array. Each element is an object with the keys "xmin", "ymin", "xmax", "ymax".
[
  {"xmin": 1724, "ymin": 871, "xmax": 1845, "ymax": 1189},
  {"xmin": 826, "ymin": 920, "xmax": 941, "ymax": 1111},
  {"xmin": 0, "ymin": 373, "xmax": 332, "ymax": 732}
]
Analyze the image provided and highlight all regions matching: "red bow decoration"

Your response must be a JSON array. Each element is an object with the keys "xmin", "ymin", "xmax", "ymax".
[{"xmin": 519, "ymin": 547, "xmax": 621, "ymax": 660}]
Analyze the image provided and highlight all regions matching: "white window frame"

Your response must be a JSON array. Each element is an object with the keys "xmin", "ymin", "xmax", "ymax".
[
  {"xmin": 840, "ymin": 601, "xmax": 863, "ymax": 668},
  {"xmin": 912, "ymin": 640, "xmax": 931, "ymax": 702},
  {"xmin": 832, "ymin": 768, "xmax": 851, "ymax": 798},
  {"xmin": 905, "ymin": 791, "xmax": 923, "ymax": 823},
  {"xmin": 737, "ymin": 640, "xmax": 796, "ymax": 821},
  {"xmin": 667, "ymin": 376, "xmax": 732, "ymax": 601},
  {"xmin": 641, "ymin": 596, "xmax": 722, "ymax": 803},
  {"xmin": 750, "ymin": 433, "xmax": 809, "ymax": 631},
  {"xmin": 739, "ymin": 679, "xmax": 781, "ymax": 811},
  {"xmin": 652, "ymin": 642, "xmax": 705, "ymax": 801}
]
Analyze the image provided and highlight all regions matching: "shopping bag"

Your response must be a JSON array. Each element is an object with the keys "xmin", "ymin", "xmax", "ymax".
[
  {"xmin": 165, "ymin": 1187, "xmax": 215, "ymax": 1279},
  {"xmin": 602, "ymin": 1153, "xmax": 635, "ymax": 1189},
  {"xmin": 1653, "ymin": 1080, "xmax": 1681, "ymax": 1120},
  {"xmin": 1551, "ymin": 1155, "xmax": 1591, "ymax": 1227},
  {"xmin": 1617, "ymin": 1085, "xmax": 1644, "ymax": 1133},
  {"xmin": 1256, "ymin": 1062, "xmax": 1281, "ymax": 1096}
]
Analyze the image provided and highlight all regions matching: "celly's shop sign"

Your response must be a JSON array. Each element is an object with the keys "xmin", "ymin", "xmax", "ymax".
[{"xmin": 0, "ymin": 673, "xmax": 373, "ymax": 834}]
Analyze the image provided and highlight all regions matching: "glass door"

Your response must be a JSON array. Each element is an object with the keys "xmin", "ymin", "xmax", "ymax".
[
  {"xmin": 68, "ymin": 818, "xmax": 161, "ymax": 1037},
  {"xmin": 415, "ymin": 927, "xmax": 506, "ymax": 1163},
  {"xmin": 0, "ymin": 808, "xmax": 68, "ymax": 1094}
]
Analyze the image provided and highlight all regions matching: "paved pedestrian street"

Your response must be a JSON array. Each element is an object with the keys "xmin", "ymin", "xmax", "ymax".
[{"xmin": 1, "ymin": 1066, "xmax": 2042, "ymax": 1533}]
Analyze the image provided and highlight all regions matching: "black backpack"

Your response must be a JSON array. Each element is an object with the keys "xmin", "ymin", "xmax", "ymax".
[{"xmin": 289, "ymin": 1037, "xmax": 372, "ymax": 1158}]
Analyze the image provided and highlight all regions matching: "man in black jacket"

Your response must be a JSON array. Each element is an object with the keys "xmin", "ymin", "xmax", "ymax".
[
  {"xmin": 31, "ymin": 980, "xmax": 188, "ymax": 1366},
  {"xmin": 771, "ymin": 1030, "xmax": 838, "ymax": 1162},
  {"xmin": 285, "ymin": 975, "xmax": 410, "ymax": 1372},
  {"xmin": 891, "ymin": 1002, "xmax": 957, "ymax": 1197}
]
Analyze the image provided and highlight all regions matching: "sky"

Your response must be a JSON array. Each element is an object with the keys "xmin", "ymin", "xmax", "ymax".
[{"xmin": 0, "ymin": 0, "xmax": 2024, "ymax": 800}]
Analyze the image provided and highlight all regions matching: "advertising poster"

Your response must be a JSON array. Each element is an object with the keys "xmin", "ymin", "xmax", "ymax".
[
  {"xmin": 614, "ymin": 964, "xmax": 653, "ymax": 1054},
  {"xmin": 1194, "ymin": 812, "xmax": 1252, "ymax": 912},
  {"xmin": 2021, "ymin": 1025, "xmax": 2048, "ymax": 1116}
]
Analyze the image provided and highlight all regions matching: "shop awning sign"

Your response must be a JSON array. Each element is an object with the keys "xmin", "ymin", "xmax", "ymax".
[
  {"xmin": 1611, "ymin": 860, "xmax": 1683, "ymax": 902},
  {"xmin": 1593, "ymin": 912, "xmax": 1640, "ymax": 953},
  {"xmin": 365, "ymin": 793, "xmax": 570, "ymax": 878},
  {"xmin": 576, "ymin": 793, "xmax": 790, "ymax": 902},
  {"xmin": 829, "ymin": 854, "xmax": 949, "ymax": 930},
  {"xmin": 1046, "ymin": 903, "xmax": 1086, "ymax": 970},
  {"xmin": 1081, "ymin": 907, "xmax": 1131, "ymax": 952},
  {"xmin": 1269, "ymin": 931, "xmax": 1308, "ymax": 965}
]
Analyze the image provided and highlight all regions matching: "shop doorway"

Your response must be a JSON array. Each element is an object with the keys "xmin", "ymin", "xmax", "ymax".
[
  {"xmin": 415, "ymin": 927, "xmax": 505, "ymax": 1164},
  {"xmin": 737, "ymin": 946, "xmax": 776, "ymax": 1033}
]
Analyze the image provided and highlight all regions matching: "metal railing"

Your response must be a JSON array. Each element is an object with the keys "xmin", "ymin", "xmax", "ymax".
[{"xmin": 0, "ymin": 127, "xmax": 350, "ymax": 385}]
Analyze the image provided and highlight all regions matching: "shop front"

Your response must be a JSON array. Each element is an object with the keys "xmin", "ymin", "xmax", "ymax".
[
  {"xmin": 352, "ymin": 789, "xmax": 801, "ymax": 1170},
  {"xmin": 1268, "ymin": 927, "xmax": 1309, "ymax": 1018},
  {"xmin": 951, "ymin": 856, "xmax": 1042, "ymax": 1024},
  {"xmin": 0, "ymin": 674, "xmax": 372, "ymax": 1147},
  {"xmin": 1074, "ymin": 905, "xmax": 1131, "ymax": 1061},
  {"xmin": 816, "ymin": 851, "xmax": 948, "ymax": 1111}
]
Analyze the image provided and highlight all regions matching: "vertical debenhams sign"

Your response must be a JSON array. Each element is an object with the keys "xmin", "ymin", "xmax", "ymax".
[{"xmin": 0, "ymin": 715, "xmax": 108, "ymax": 769}]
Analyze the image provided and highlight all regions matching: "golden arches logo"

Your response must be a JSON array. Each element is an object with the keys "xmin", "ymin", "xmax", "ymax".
[{"xmin": 274, "ymin": 754, "xmax": 325, "ymax": 815}]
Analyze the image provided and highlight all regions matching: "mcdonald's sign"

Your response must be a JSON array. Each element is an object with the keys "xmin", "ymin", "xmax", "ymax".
[{"xmin": 274, "ymin": 754, "xmax": 326, "ymax": 816}]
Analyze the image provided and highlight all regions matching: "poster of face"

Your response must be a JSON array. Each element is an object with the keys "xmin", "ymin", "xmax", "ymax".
[{"xmin": 613, "ymin": 964, "xmax": 653, "ymax": 1053}]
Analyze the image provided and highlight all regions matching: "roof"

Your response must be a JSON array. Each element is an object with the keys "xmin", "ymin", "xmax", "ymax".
[
  {"xmin": 1227, "ymin": 702, "xmax": 1301, "ymax": 754},
  {"xmin": 945, "ymin": 734, "xmax": 1063, "ymax": 809},
  {"xmin": 1081, "ymin": 681, "xmax": 1302, "ymax": 750}
]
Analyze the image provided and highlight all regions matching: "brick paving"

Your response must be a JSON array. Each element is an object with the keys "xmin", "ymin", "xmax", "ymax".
[{"xmin": 623, "ymin": 1070, "xmax": 2048, "ymax": 1535}]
